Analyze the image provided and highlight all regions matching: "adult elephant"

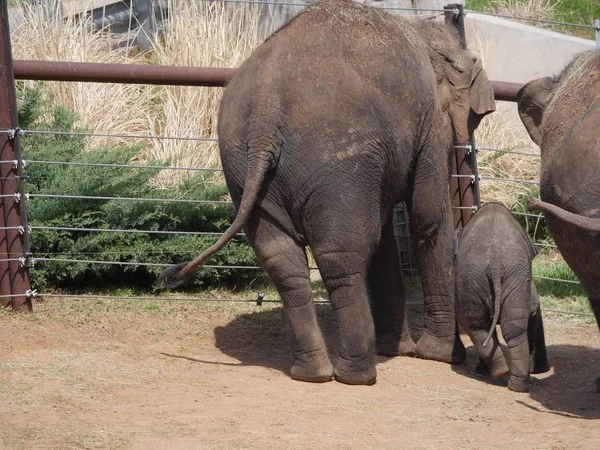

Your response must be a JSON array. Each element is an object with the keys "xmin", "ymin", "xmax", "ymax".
[
  {"xmin": 162, "ymin": 0, "xmax": 495, "ymax": 385},
  {"xmin": 518, "ymin": 50, "xmax": 600, "ymax": 391}
]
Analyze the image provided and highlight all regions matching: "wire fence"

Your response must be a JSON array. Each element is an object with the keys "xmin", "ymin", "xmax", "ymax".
[{"xmin": 1, "ymin": 0, "xmax": 596, "ymax": 318}]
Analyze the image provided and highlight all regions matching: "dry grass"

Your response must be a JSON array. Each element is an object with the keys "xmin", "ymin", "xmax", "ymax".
[
  {"xmin": 146, "ymin": 1, "xmax": 274, "ymax": 187},
  {"xmin": 11, "ymin": 2, "xmax": 154, "ymax": 150},
  {"xmin": 487, "ymin": 0, "xmax": 558, "ymax": 21},
  {"xmin": 10, "ymin": 1, "xmax": 272, "ymax": 187},
  {"xmin": 474, "ymin": 101, "xmax": 541, "ymax": 208}
]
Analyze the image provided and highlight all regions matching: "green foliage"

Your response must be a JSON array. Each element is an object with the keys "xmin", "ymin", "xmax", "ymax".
[
  {"xmin": 533, "ymin": 256, "xmax": 587, "ymax": 300},
  {"xmin": 17, "ymin": 84, "xmax": 265, "ymax": 293},
  {"xmin": 466, "ymin": 0, "xmax": 599, "ymax": 39},
  {"xmin": 510, "ymin": 189, "xmax": 551, "ymax": 244}
]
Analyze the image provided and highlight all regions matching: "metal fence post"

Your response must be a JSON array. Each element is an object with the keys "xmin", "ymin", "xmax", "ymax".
[
  {"xmin": 595, "ymin": 19, "xmax": 599, "ymax": 50},
  {"xmin": 0, "ymin": 1, "xmax": 32, "ymax": 311},
  {"xmin": 445, "ymin": 3, "xmax": 480, "ymax": 228}
]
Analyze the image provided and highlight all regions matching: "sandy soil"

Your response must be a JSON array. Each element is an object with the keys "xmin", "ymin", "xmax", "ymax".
[{"xmin": 0, "ymin": 298, "xmax": 599, "ymax": 450}]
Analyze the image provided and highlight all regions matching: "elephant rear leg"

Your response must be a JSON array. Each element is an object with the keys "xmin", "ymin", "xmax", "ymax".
[
  {"xmin": 464, "ymin": 324, "xmax": 509, "ymax": 379},
  {"xmin": 246, "ymin": 214, "xmax": 333, "ymax": 383},
  {"xmin": 369, "ymin": 216, "xmax": 416, "ymax": 357},
  {"xmin": 312, "ymin": 229, "xmax": 381, "ymax": 385}
]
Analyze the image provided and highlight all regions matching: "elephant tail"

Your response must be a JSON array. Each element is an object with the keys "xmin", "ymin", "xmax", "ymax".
[
  {"xmin": 483, "ymin": 268, "xmax": 502, "ymax": 348},
  {"xmin": 527, "ymin": 197, "xmax": 600, "ymax": 233},
  {"xmin": 160, "ymin": 154, "xmax": 273, "ymax": 289}
]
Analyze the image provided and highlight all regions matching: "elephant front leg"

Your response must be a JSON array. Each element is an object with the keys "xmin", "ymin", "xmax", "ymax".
[
  {"xmin": 369, "ymin": 217, "xmax": 416, "ymax": 357},
  {"xmin": 409, "ymin": 152, "xmax": 466, "ymax": 364},
  {"xmin": 247, "ymin": 214, "xmax": 333, "ymax": 383}
]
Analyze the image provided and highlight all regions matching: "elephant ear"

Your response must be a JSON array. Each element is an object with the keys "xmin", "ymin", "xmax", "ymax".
[
  {"xmin": 517, "ymin": 77, "xmax": 556, "ymax": 146},
  {"xmin": 445, "ymin": 51, "xmax": 495, "ymax": 144},
  {"xmin": 468, "ymin": 53, "xmax": 496, "ymax": 131}
]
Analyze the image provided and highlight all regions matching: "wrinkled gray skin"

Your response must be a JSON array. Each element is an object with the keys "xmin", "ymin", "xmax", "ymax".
[
  {"xmin": 517, "ymin": 50, "xmax": 600, "ymax": 392},
  {"xmin": 454, "ymin": 203, "xmax": 550, "ymax": 392},
  {"xmin": 161, "ymin": 0, "xmax": 495, "ymax": 385}
]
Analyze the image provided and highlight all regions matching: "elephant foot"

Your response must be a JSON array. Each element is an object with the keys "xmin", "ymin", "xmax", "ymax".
[
  {"xmin": 490, "ymin": 360, "xmax": 509, "ymax": 379},
  {"xmin": 333, "ymin": 356, "xmax": 377, "ymax": 386},
  {"xmin": 508, "ymin": 375, "xmax": 529, "ymax": 393},
  {"xmin": 290, "ymin": 351, "xmax": 334, "ymax": 383},
  {"xmin": 376, "ymin": 333, "xmax": 416, "ymax": 357},
  {"xmin": 415, "ymin": 332, "xmax": 466, "ymax": 364}
]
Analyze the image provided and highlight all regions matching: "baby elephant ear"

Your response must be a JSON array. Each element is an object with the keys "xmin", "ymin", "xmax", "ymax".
[
  {"xmin": 517, "ymin": 77, "xmax": 555, "ymax": 146},
  {"xmin": 468, "ymin": 53, "xmax": 496, "ymax": 130}
]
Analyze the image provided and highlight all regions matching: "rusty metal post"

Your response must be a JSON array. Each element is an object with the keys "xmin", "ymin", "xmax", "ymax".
[
  {"xmin": 0, "ymin": 1, "xmax": 32, "ymax": 311},
  {"xmin": 445, "ymin": 4, "xmax": 479, "ymax": 228}
]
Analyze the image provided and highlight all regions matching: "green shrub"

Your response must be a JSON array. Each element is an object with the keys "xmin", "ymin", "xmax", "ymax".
[{"xmin": 18, "ymin": 84, "xmax": 265, "ymax": 293}]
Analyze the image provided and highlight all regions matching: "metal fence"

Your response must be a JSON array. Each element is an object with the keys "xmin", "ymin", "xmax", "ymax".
[{"xmin": 0, "ymin": 0, "xmax": 596, "ymax": 314}]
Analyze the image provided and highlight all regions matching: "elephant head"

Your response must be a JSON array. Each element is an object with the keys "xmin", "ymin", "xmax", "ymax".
[
  {"xmin": 516, "ymin": 76, "xmax": 557, "ymax": 146},
  {"xmin": 417, "ymin": 22, "xmax": 496, "ymax": 144}
]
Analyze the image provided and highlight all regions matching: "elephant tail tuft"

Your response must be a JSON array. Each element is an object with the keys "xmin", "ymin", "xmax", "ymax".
[{"xmin": 159, "ymin": 153, "xmax": 273, "ymax": 289}]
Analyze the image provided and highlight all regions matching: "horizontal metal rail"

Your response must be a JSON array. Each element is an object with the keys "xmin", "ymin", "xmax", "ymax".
[
  {"xmin": 27, "ymin": 193, "xmax": 234, "ymax": 205},
  {"xmin": 534, "ymin": 275, "xmax": 580, "ymax": 285},
  {"xmin": 11, "ymin": 60, "xmax": 523, "ymax": 101}
]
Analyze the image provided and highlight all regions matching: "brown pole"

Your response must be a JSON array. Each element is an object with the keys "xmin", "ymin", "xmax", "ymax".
[{"xmin": 0, "ymin": 2, "xmax": 32, "ymax": 311}]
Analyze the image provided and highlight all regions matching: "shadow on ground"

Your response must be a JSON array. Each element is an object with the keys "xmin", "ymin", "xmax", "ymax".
[{"xmin": 452, "ymin": 341, "xmax": 600, "ymax": 419}]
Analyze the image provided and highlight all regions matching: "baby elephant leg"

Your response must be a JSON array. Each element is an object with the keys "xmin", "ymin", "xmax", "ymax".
[{"xmin": 468, "ymin": 328, "xmax": 509, "ymax": 379}]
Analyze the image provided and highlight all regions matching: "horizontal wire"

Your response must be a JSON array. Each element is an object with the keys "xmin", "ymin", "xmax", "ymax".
[
  {"xmin": 465, "ymin": 9, "xmax": 598, "ymax": 30},
  {"xmin": 30, "ymin": 225, "xmax": 243, "ymax": 237},
  {"xmin": 25, "ymin": 159, "xmax": 223, "ymax": 172},
  {"xmin": 27, "ymin": 193, "xmax": 234, "ymax": 205},
  {"xmin": 543, "ymin": 309, "xmax": 594, "ymax": 317},
  {"xmin": 512, "ymin": 211, "xmax": 544, "ymax": 219},
  {"xmin": 534, "ymin": 275, "xmax": 579, "ymax": 285},
  {"xmin": 201, "ymin": 0, "xmax": 449, "ymax": 12},
  {"xmin": 478, "ymin": 147, "xmax": 541, "ymax": 158},
  {"xmin": 34, "ymin": 257, "xmax": 261, "ymax": 269},
  {"xmin": 3, "ymin": 293, "xmax": 593, "ymax": 315},
  {"xmin": 12, "ymin": 128, "xmax": 219, "ymax": 143},
  {"xmin": 533, "ymin": 242, "xmax": 557, "ymax": 249},
  {"xmin": 480, "ymin": 175, "xmax": 539, "ymax": 185}
]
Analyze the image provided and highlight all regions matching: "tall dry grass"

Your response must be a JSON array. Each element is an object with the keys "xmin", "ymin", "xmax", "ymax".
[
  {"xmin": 474, "ymin": 101, "xmax": 541, "ymax": 209},
  {"xmin": 486, "ymin": 0, "xmax": 558, "ymax": 21},
  {"xmin": 146, "ymin": 1, "xmax": 274, "ymax": 187},
  {"xmin": 11, "ymin": 1, "xmax": 154, "ymax": 150},
  {"xmin": 10, "ymin": 0, "xmax": 273, "ymax": 187}
]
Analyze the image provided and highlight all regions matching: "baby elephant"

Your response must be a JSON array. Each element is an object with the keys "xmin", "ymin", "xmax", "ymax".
[{"xmin": 454, "ymin": 203, "xmax": 550, "ymax": 392}]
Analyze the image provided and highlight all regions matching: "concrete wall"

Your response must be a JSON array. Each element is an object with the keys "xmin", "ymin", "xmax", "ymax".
[{"xmin": 465, "ymin": 12, "xmax": 596, "ymax": 84}]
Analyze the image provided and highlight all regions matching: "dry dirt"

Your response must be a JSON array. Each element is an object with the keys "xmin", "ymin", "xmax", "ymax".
[{"xmin": 0, "ymin": 297, "xmax": 599, "ymax": 450}]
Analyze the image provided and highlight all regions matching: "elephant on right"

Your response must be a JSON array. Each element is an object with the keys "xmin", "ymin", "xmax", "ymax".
[{"xmin": 517, "ymin": 50, "xmax": 600, "ymax": 392}]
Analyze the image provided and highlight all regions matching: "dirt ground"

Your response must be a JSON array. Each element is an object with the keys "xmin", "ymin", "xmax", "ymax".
[{"xmin": 1, "ymin": 296, "xmax": 599, "ymax": 450}]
